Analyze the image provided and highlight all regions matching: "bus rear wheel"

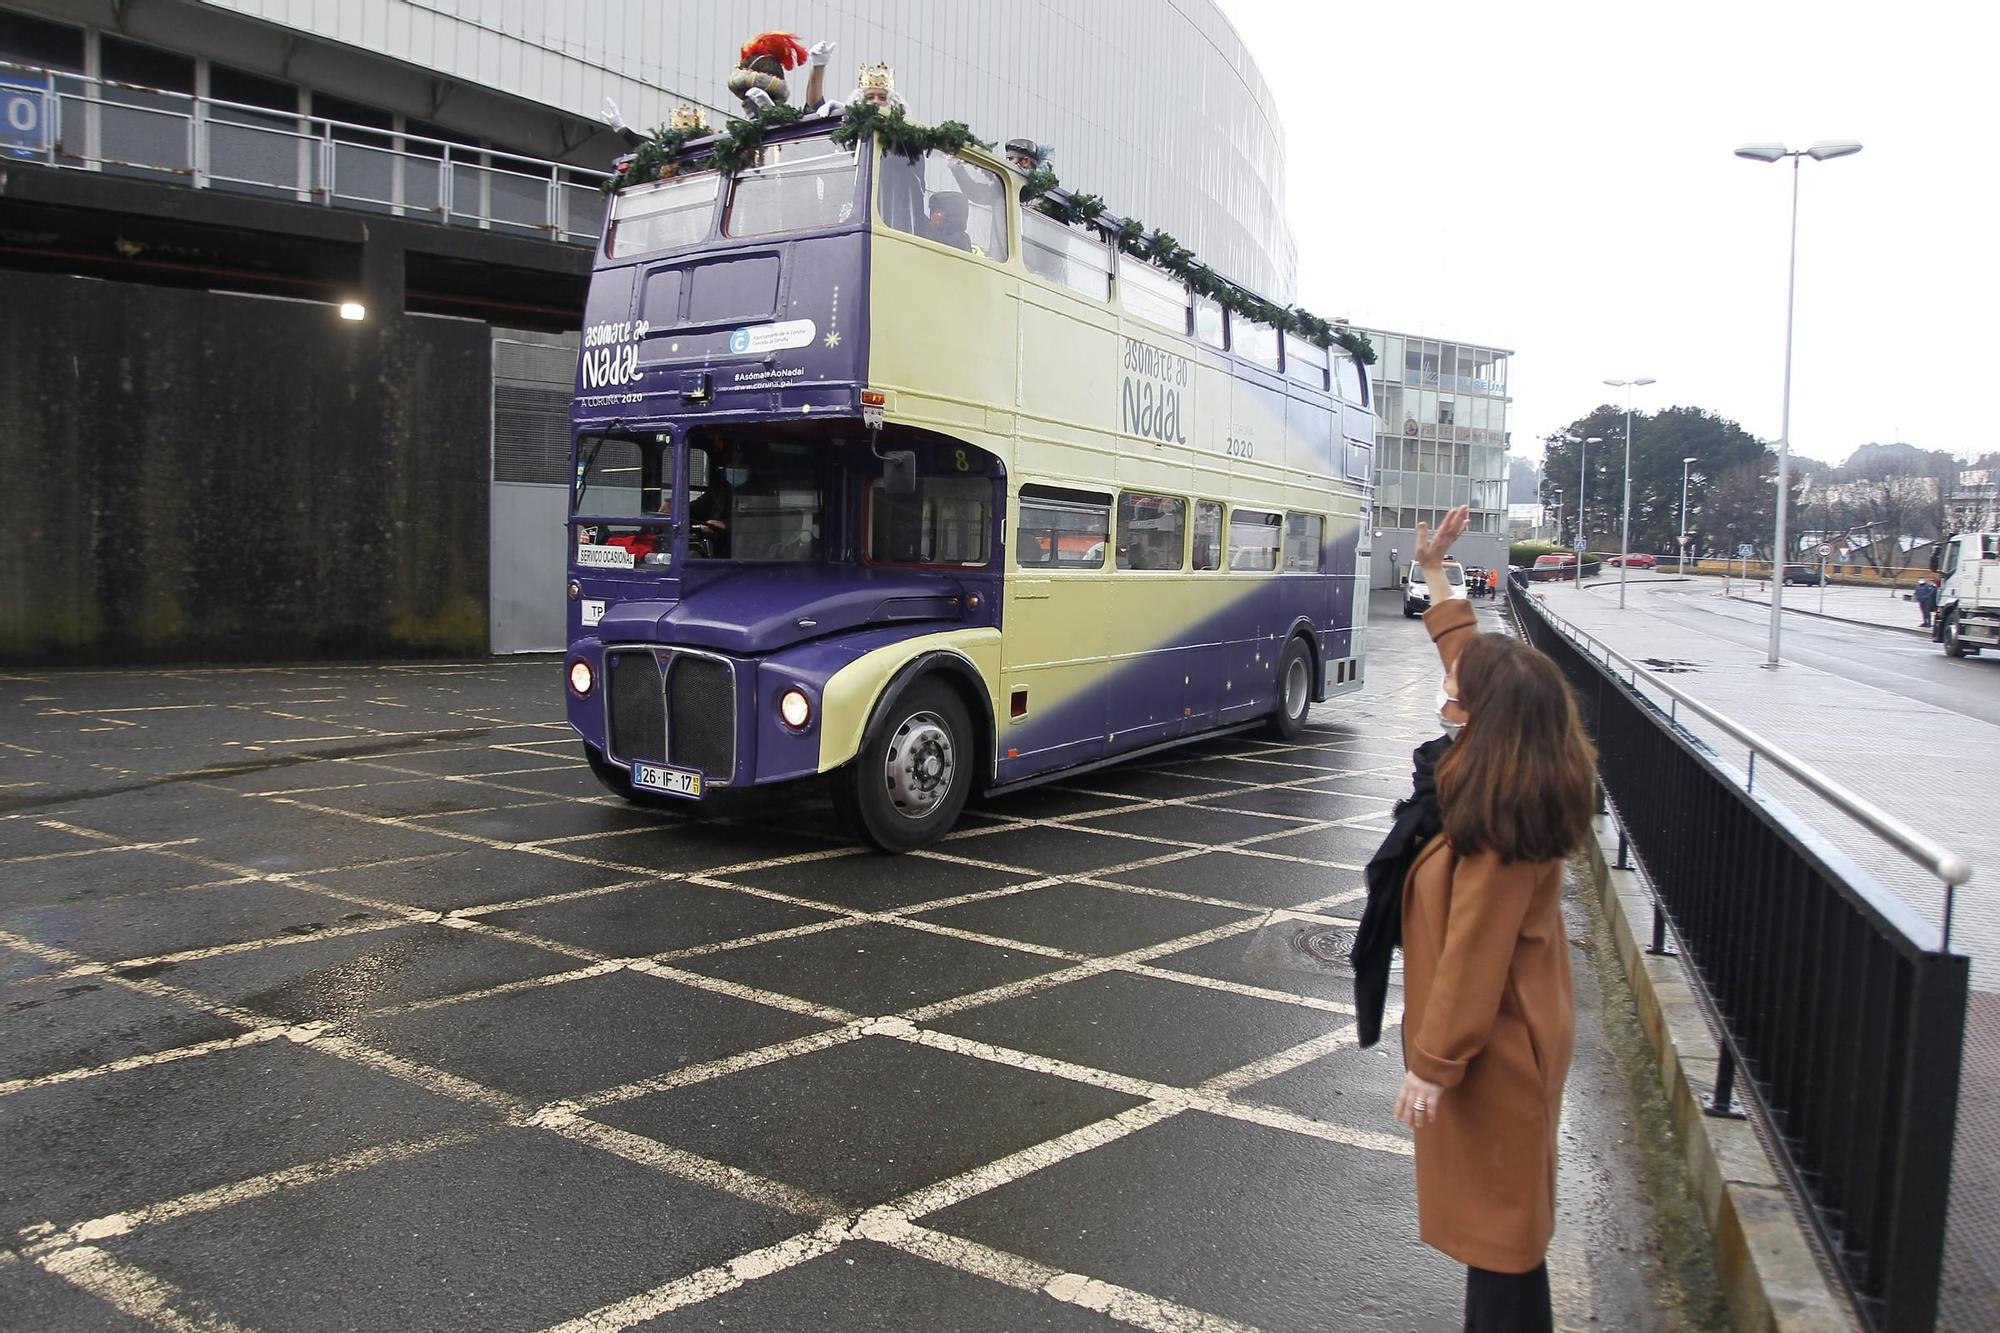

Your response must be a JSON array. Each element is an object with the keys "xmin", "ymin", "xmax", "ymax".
[
  {"xmin": 834, "ymin": 679, "xmax": 973, "ymax": 853},
  {"xmin": 1265, "ymin": 637, "xmax": 1313, "ymax": 740}
]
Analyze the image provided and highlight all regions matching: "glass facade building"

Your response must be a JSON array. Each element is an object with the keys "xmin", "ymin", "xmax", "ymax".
[{"xmin": 1358, "ymin": 328, "xmax": 1513, "ymax": 586}]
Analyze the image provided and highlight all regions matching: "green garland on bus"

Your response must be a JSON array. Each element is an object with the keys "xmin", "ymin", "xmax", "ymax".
[{"xmin": 604, "ymin": 102, "xmax": 1375, "ymax": 365}]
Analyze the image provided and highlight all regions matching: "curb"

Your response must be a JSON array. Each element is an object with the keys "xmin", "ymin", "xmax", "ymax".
[{"xmin": 1583, "ymin": 814, "xmax": 1859, "ymax": 1332}]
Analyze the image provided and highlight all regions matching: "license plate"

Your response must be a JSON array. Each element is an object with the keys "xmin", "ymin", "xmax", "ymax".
[{"xmin": 630, "ymin": 762, "xmax": 703, "ymax": 799}]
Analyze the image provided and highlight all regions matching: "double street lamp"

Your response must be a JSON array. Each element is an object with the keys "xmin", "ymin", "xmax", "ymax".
[
  {"xmin": 1735, "ymin": 138, "xmax": 1862, "ymax": 665},
  {"xmin": 1604, "ymin": 377, "xmax": 1656, "ymax": 609}
]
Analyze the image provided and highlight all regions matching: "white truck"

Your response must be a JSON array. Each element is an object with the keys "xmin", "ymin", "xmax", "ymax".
[{"xmin": 1933, "ymin": 532, "xmax": 2000, "ymax": 658}]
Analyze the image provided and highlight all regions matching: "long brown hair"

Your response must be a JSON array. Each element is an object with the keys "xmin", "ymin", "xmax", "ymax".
[{"xmin": 1435, "ymin": 635, "xmax": 1597, "ymax": 863}]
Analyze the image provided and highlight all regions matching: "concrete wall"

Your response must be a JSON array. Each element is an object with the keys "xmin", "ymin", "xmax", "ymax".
[{"xmin": 0, "ymin": 270, "xmax": 491, "ymax": 664}]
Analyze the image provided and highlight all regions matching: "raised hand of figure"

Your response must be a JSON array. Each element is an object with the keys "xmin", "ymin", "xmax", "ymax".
[
  {"xmin": 808, "ymin": 39, "xmax": 836, "ymax": 66},
  {"xmin": 602, "ymin": 96, "xmax": 628, "ymax": 131},
  {"xmin": 1413, "ymin": 504, "xmax": 1471, "ymax": 569}
]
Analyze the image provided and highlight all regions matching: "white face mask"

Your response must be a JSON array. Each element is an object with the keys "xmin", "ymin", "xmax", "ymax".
[{"xmin": 1435, "ymin": 685, "xmax": 1463, "ymax": 741}]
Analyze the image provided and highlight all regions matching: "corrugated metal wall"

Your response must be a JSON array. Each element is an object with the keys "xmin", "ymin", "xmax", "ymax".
[
  {"xmin": 196, "ymin": 0, "xmax": 1297, "ymax": 298},
  {"xmin": 489, "ymin": 329, "xmax": 577, "ymax": 653}
]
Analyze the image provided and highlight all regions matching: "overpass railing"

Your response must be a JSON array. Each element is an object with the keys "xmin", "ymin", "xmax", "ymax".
[
  {"xmin": 1506, "ymin": 576, "xmax": 1970, "ymax": 1333},
  {"xmin": 0, "ymin": 60, "xmax": 609, "ymax": 244}
]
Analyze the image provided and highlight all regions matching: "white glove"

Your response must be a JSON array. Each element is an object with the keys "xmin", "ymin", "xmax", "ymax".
[
  {"xmin": 808, "ymin": 39, "xmax": 835, "ymax": 66},
  {"xmin": 602, "ymin": 97, "xmax": 628, "ymax": 132},
  {"xmin": 744, "ymin": 87, "xmax": 775, "ymax": 111}
]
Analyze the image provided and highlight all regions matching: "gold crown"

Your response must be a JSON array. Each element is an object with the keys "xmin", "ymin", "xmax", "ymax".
[
  {"xmin": 668, "ymin": 103, "xmax": 707, "ymax": 132},
  {"xmin": 858, "ymin": 62, "xmax": 895, "ymax": 92}
]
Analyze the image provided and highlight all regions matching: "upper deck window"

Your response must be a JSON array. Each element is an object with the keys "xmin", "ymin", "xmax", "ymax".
[
  {"xmin": 1119, "ymin": 257, "xmax": 1189, "ymax": 334},
  {"xmin": 606, "ymin": 173, "xmax": 720, "ymax": 259},
  {"xmin": 724, "ymin": 135, "xmax": 861, "ymax": 239},
  {"xmin": 1022, "ymin": 211, "xmax": 1111, "ymax": 299},
  {"xmin": 878, "ymin": 149, "xmax": 1010, "ymax": 261},
  {"xmin": 1235, "ymin": 319, "xmax": 1280, "ymax": 371},
  {"xmin": 1194, "ymin": 296, "xmax": 1226, "ymax": 350},
  {"xmin": 1284, "ymin": 334, "xmax": 1329, "ymax": 391},
  {"xmin": 1335, "ymin": 354, "xmax": 1368, "ymax": 407}
]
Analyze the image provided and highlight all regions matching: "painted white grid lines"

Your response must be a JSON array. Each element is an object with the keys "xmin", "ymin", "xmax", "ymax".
[
  {"xmin": 35, "ymin": 1245, "xmax": 253, "ymax": 1333},
  {"xmin": 4, "ymin": 717, "xmax": 1429, "ymax": 1333}
]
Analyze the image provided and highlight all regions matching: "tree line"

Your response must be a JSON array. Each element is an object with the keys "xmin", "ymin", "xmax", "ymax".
[{"xmin": 1534, "ymin": 405, "xmax": 1981, "ymax": 570}]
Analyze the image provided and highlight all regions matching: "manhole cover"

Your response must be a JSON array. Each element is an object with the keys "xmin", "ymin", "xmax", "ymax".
[
  {"xmin": 1238, "ymin": 917, "xmax": 1397, "ymax": 977},
  {"xmin": 1299, "ymin": 926, "xmax": 1355, "ymax": 965}
]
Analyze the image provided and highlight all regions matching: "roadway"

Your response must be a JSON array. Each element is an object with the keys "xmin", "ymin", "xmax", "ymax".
[{"xmin": 1590, "ymin": 576, "xmax": 2000, "ymax": 728}]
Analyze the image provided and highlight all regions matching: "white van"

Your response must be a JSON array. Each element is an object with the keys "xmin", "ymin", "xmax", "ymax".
[{"xmin": 1403, "ymin": 560, "xmax": 1467, "ymax": 618}]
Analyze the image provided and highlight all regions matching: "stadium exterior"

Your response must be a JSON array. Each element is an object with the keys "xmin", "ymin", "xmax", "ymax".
[{"xmin": 0, "ymin": 0, "xmax": 1300, "ymax": 660}]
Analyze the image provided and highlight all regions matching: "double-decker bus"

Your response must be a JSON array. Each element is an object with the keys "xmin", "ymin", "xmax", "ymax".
[{"xmin": 565, "ymin": 119, "xmax": 1376, "ymax": 851}]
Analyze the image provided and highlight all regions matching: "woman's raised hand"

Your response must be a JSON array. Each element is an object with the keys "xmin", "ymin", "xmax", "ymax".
[{"xmin": 1413, "ymin": 504, "xmax": 1471, "ymax": 570}]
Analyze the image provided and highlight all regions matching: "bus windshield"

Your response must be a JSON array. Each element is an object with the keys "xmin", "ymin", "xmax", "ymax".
[
  {"xmin": 575, "ymin": 432, "xmax": 670, "ymax": 518},
  {"xmin": 688, "ymin": 436, "xmax": 826, "ymax": 561}
]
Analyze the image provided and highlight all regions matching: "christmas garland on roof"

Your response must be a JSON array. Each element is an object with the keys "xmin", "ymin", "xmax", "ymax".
[{"xmin": 604, "ymin": 103, "xmax": 1374, "ymax": 364}]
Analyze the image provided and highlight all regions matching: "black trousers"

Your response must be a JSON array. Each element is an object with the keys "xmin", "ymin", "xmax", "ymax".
[{"xmin": 1464, "ymin": 1263, "xmax": 1551, "ymax": 1332}]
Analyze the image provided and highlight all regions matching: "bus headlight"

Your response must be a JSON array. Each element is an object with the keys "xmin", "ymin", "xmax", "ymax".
[
  {"xmin": 778, "ymin": 687, "xmax": 813, "ymax": 730},
  {"xmin": 568, "ymin": 659, "xmax": 595, "ymax": 696}
]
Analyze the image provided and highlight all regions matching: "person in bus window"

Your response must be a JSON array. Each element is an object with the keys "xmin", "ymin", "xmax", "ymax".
[
  {"xmin": 924, "ymin": 192, "xmax": 975, "ymax": 252},
  {"xmin": 690, "ymin": 446, "xmax": 744, "ymax": 556}
]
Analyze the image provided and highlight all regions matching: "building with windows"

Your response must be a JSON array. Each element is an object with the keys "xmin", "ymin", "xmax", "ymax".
[
  {"xmin": 0, "ymin": 0, "xmax": 1298, "ymax": 662},
  {"xmin": 1356, "ymin": 328, "xmax": 1514, "ymax": 586}
]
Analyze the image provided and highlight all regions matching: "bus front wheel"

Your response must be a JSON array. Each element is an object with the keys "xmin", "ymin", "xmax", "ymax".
[
  {"xmin": 1265, "ymin": 637, "xmax": 1313, "ymax": 741},
  {"xmin": 834, "ymin": 679, "xmax": 973, "ymax": 853}
]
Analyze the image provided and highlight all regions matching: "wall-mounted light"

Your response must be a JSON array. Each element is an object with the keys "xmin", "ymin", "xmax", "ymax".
[{"xmin": 338, "ymin": 302, "xmax": 366, "ymax": 321}]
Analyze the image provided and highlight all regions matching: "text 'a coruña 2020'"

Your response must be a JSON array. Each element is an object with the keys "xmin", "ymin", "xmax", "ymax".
[{"xmin": 1121, "ymin": 338, "xmax": 1188, "ymax": 446}]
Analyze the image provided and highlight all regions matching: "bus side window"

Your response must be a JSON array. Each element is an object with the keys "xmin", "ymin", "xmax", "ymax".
[
  {"xmin": 1283, "ymin": 514, "xmax": 1324, "ymax": 572},
  {"xmin": 1228, "ymin": 508, "xmax": 1282, "ymax": 571},
  {"xmin": 1016, "ymin": 484, "xmax": 1111, "ymax": 570},
  {"xmin": 1116, "ymin": 493, "xmax": 1187, "ymax": 570},
  {"xmin": 1192, "ymin": 501, "xmax": 1223, "ymax": 570}
]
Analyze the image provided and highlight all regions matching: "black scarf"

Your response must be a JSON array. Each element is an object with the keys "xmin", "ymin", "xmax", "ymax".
[{"xmin": 1349, "ymin": 733, "xmax": 1452, "ymax": 1048}]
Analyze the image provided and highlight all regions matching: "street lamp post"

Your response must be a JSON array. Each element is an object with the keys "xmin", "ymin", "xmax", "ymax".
[
  {"xmin": 1735, "ymin": 138, "xmax": 1862, "ymax": 665},
  {"xmin": 1605, "ymin": 377, "xmax": 1657, "ymax": 608},
  {"xmin": 1679, "ymin": 456, "xmax": 1698, "ymax": 574},
  {"xmin": 1574, "ymin": 435, "xmax": 1604, "ymax": 588}
]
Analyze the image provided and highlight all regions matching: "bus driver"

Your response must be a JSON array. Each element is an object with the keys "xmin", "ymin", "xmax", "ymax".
[{"xmin": 690, "ymin": 445, "xmax": 745, "ymax": 557}]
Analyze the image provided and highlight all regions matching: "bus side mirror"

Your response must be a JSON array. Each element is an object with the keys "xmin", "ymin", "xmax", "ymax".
[
  {"xmin": 882, "ymin": 450, "xmax": 917, "ymax": 496},
  {"xmin": 1930, "ymin": 546, "xmax": 1942, "ymax": 572}
]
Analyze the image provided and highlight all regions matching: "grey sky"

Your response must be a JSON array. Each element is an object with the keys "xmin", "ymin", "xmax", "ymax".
[{"xmin": 1220, "ymin": 0, "xmax": 1997, "ymax": 467}]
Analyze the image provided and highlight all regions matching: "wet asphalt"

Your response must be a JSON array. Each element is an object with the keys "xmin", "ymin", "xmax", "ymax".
[{"xmin": 1, "ymin": 595, "xmax": 1707, "ymax": 1332}]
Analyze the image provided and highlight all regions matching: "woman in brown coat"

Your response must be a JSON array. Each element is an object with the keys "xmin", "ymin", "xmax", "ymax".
[{"xmin": 1393, "ymin": 505, "xmax": 1598, "ymax": 1332}]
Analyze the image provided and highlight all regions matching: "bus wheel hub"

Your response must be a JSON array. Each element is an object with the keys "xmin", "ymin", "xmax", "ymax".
[{"xmin": 886, "ymin": 713, "xmax": 955, "ymax": 818}]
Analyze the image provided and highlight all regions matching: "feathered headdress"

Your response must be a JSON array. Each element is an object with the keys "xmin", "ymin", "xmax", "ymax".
[{"xmin": 738, "ymin": 32, "xmax": 809, "ymax": 70}]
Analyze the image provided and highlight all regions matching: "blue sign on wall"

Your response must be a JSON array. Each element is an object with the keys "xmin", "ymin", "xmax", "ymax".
[{"xmin": 0, "ymin": 74, "xmax": 47, "ymax": 161}]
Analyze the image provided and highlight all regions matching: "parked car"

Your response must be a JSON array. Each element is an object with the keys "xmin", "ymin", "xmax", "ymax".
[
  {"xmin": 1531, "ymin": 553, "xmax": 1577, "ymax": 582},
  {"xmin": 1781, "ymin": 564, "xmax": 1825, "ymax": 586},
  {"xmin": 1607, "ymin": 553, "xmax": 1656, "ymax": 569},
  {"xmin": 1404, "ymin": 560, "xmax": 1467, "ymax": 616}
]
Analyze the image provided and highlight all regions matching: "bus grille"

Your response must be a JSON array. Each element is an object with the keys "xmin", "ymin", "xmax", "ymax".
[
  {"xmin": 667, "ymin": 656, "xmax": 735, "ymax": 777},
  {"xmin": 606, "ymin": 651, "xmax": 667, "ymax": 765}
]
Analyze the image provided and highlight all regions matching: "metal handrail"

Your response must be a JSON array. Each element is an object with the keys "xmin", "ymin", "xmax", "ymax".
[
  {"xmin": 1, "ymin": 58, "xmax": 609, "ymax": 241},
  {"xmin": 1521, "ymin": 585, "xmax": 1973, "ymax": 945}
]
